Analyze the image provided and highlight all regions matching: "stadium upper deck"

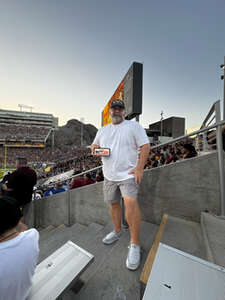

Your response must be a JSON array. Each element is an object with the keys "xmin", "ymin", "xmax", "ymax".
[
  {"xmin": 0, "ymin": 109, "xmax": 58, "ymax": 144},
  {"xmin": 0, "ymin": 109, "xmax": 58, "ymax": 127}
]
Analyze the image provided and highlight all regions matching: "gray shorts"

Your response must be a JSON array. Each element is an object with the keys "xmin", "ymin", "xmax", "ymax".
[{"xmin": 103, "ymin": 177, "xmax": 139, "ymax": 204}]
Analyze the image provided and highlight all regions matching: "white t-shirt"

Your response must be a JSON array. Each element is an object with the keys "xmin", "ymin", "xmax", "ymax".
[
  {"xmin": 0, "ymin": 229, "xmax": 39, "ymax": 300},
  {"xmin": 93, "ymin": 120, "xmax": 149, "ymax": 181}
]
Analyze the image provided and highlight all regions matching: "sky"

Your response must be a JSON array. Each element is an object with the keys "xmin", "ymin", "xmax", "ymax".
[{"xmin": 0, "ymin": 0, "xmax": 225, "ymax": 130}]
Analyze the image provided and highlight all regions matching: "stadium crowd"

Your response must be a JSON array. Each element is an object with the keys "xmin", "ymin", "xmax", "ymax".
[
  {"xmin": 0, "ymin": 124, "xmax": 50, "ymax": 141},
  {"xmin": 145, "ymin": 140, "xmax": 197, "ymax": 169},
  {"xmin": 1, "ymin": 139, "xmax": 199, "ymax": 192},
  {"xmin": 40, "ymin": 140, "xmax": 198, "ymax": 181}
]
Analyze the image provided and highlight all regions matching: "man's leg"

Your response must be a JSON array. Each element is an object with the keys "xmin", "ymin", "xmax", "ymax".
[
  {"xmin": 110, "ymin": 202, "xmax": 122, "ymax": 233},
  {"xmin": 123, "ymin": 197, "xmax": 142, "ymax": 245},
  {"xmin": 123, "ymin": 196, "xmax": 142, "ymax": 270},
  {"xmin": 102, "ymin": 201, "xmax": 122, "ymax": 244},
  {"xmin": 102, "ymin": 179, "xmax": 123, "ymax": 244}
]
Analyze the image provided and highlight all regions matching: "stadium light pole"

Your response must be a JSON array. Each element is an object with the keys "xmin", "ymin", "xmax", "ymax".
[
  {"xmin": 51, "ymin": 129, "xmax": 55, "ymax": 153},
  {"xmin": 160, "ymin": 110, "xmax": 164, "ymax": 137},
  {"xmin": 220, "ymin": 58, "xmax": 225, "ymax": 120}
]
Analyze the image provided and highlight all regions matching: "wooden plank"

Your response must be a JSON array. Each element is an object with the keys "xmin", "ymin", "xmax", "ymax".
[{"xmin": 140, "ymin": 214, "xmax": 168, "ymax": 285}]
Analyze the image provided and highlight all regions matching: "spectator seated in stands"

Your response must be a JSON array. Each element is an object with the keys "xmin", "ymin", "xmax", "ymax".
[
  {"xmin": 84, "ymin": 173, "xmax": 96, "ymax": 186},
  {"xmin": 44, "ymin": 183, "xmax": 66, "ymax": 197},
  {"xmin": 44, "ymin": 186, "xmax": 55, "ymax": 197},
  {"xmin": 181, "ymin": 143, "xmax": 197, "ymax": 159},
  {"xmin": 0, "ymin": 196, "xmax": 39, "ymax": 300},
  {"xmin": 0, "ymin": 171, "xmax": 11, "ymax": 196},
  {"xmin": 70, "ymin": 170, "xmax": 86, "ymax": 190},
  {"xmin": 151, "ymin": 157, "xmax": 158, "ymax": 168},
  {"xmin": 32, "ymin": 187, "xmax": 43, "ymax": 200},
  {"xmin": 165, "ymin": 152, "xmax": 173, "ymax": 164},
  {"xmin": 159, "ymin": 153, "xmax": 165, "ymax": 166},
  {"xmin": 96, "ymin": 169, "xmax": 104, "ymax": 182},
  {"xmin": 207, "ymin": 124, "xmax": 225, "ymax": 151},
  {"xmin": 52, "ymin": 183, "xmax": 66, "ymax": 194},
  {"xmin": 62, "ymin": 181, "xmax": 69, "ymax": 191}
]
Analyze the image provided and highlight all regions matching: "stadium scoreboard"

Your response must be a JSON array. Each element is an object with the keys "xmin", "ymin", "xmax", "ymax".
[{"xmin": 102, "ymin": 62, "xmax": 143, "ymax": 126}]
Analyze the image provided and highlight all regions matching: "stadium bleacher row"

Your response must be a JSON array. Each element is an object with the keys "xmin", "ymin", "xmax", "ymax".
[{"xmin": 0, "ymin": 124, "xmax": 51, "ymax": 141}]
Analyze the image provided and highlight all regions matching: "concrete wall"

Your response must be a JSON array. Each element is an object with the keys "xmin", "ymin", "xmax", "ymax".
[
  {"xmin": 69, "ymin": 182, "xmax": 110, "ymax": 225},
  {"xmin": 31, "ymin": 151, "xmax": 222, "ymax": 228},
  {"xmin": 32, "ymin": 182, "xmax": 110, "ymax": 228},
  {"xmin": 32, "ymin": 191, "xmax": 69, "ymax": 228},
  {"xmin": 139, "ymin": 151, "xmax": 221, "ymax": 224}
]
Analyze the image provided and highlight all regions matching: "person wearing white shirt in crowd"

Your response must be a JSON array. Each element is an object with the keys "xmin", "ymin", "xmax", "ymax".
[
  {"xmin": 0, "ymin": 196, "xmax": 39, "ymax": 300},
  {"xmin": 91, "ymin": 99, "xmax": 150, "ymax": 270}
]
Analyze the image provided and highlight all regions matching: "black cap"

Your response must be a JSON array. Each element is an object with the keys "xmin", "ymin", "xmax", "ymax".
[{"xmin": 110, "ymin": 99, "xmax": 125, "ymax": 109}]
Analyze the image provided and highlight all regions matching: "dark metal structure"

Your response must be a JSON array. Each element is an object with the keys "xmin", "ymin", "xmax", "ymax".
[{"xmin": 149, "ymin": 116, "xmax": 185, "ymax": 138}]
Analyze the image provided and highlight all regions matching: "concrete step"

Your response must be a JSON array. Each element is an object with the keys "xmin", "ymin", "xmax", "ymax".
[
  {"xmin": 201, "ymin": 212, "xmax": 225, "ymax": 267},
  {"xmin": 38, "ymin": 225, "xmax": 60, "ymax": 241},
  {"xmin": 73, "ymin": 222, "xmax": 104, "ymax": 247},
  {"xmin": 38, "ymin": 223, "xmax": 87, "ymax": 263},
  {"xmin": 74, "ymin": 222, "xmax": 116, "ymax": 284},
  {"xmin": 74, "ymin": 221, "xmax": 158, "ymax": 300},
  {"xmin": 161, "ymin": 215, "xmax": 207, "ymax": 260}
]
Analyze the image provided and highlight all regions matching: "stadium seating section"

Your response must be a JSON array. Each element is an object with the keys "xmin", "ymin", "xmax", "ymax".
[{"xmin": 0, "ymin": 124, "xmax": 51, "ymax": 142}]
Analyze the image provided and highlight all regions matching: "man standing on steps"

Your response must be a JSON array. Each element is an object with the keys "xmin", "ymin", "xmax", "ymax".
[{"xmin": 91, "ymin": 99, "xmax": 150, "ymax": 270}]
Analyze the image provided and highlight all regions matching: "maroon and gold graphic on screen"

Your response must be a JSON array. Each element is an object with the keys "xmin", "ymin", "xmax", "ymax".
[
  {"xmin": 103, "ymin": 80, "xmax": 124, "ymax": 126},
  {"xmin": 102, "ymin": 62, "xmax": 143, "ymax": 126}
]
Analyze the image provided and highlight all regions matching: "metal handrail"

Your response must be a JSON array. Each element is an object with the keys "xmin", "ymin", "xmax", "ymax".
[
  {"xmin": 206, "ymin": 115, "xmax": 215, "ymax": 128},
  {"xmin": 200, "ymin": 100, "xmax": 220, "ymax": 129},
  {"xmin": 151, "ymin": 119, "xmax": 225, "ymax": 151},
  {"xmin": 42, "ymin": 165, "xmax": 102, "ymax": 187}
]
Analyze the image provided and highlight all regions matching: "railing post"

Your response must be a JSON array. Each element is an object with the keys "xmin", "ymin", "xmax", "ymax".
[
  {"xmin": 203, "ymin": 130, "xmax": 210, "ymax": 152},
  {"xmin": 196, "ymin": 134, "xmax": 200, "ymax": 154},
  {"xmin": 215, "ymin": 101, "xmax": 225, "ymax": 216}
]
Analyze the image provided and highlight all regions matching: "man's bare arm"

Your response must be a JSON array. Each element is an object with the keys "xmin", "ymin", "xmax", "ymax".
[
  {"xmin": 137, "ymin": 143, "xmax": 151, "ymax": 170},
  {"xmin": 129, "ymin": 143, "xmax": 150, "ymax": 184}
]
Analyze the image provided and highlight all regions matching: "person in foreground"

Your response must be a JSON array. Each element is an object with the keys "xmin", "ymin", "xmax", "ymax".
[
  {"xmin": 91, "ymin": 99, "xmax": 150, "ymax": 270},
  {"xmin": 0, "ymin": 196, "xmax": 39, "ymax": 300},
  {"xmin": 3, "ymin": 157, "xmax": 37, "ymax": 231}
]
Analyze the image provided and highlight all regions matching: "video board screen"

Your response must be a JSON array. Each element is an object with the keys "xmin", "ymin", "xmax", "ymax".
[{"xmin": 102, "ymin": 62, "xmax": 143, "ymax": 126}]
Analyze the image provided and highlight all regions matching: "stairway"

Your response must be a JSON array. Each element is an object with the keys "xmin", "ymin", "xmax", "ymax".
[
  {"xmin": 201, "ymin": 212, "xmax": 225, "ymax": 268},
  {"xmin": 38, "ymin": 221, "xmax": 158, "ymax": 300},
  {"xmin": 38, "ymin": 212, "xmax": 225, "ymax": 299},
  {"xmin": 160, "ymin": 215, "xmax": 207, "ymax": 260}
]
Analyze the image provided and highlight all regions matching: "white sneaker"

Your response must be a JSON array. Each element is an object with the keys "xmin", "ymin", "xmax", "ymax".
[
  {"xmin": 102, "ymin": 230, "xmax": 122, "ymax": 245},
  {"xmin": 126, "ymin": 244, "xmax": 141, "ymax": 270}
]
